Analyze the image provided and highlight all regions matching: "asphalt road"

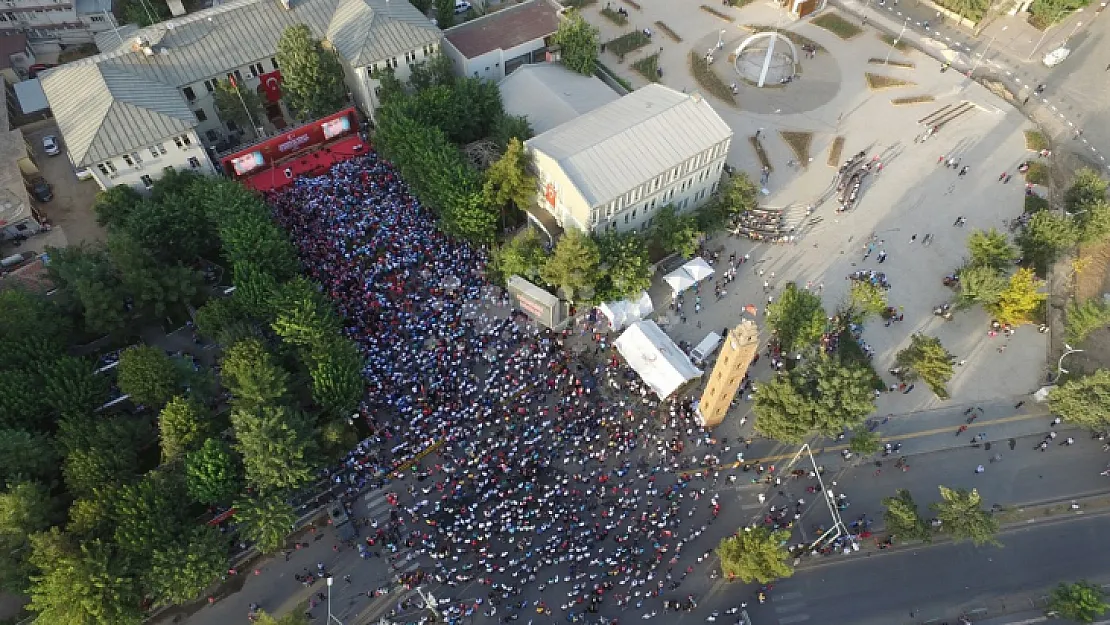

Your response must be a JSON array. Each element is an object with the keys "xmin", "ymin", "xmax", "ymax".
[{"xmin": 732, "ymin": 509, "xmax": 1110, "ymax": 625}]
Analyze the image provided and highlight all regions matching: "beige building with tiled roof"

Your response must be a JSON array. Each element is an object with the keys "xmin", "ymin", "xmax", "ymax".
[{"xmin": 442, "ymin": 0, "xmax": 560, "ymax": 82}]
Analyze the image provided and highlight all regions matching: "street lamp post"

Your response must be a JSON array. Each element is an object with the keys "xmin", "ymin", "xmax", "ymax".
[
  {"xmin": 717, "ymin": 28, "xmax": 726, "ymax": 49},
  {"xmin": 969, "ymin": 26, "xmax": 1006, "ymax": 76},
  {"xmin": 884, "ymin": 18, "xmax": 910, "ymax": 64},
  {"xmin": 326, "ymin": 576, "xmax": 343, "ymax": 625},
  {"xmin": 787, "ymin": 443, "xmax": 849, "ymax": 550},
  {"xmin": 1055, "ymin": 343, "xmax": 1085, "ymax": 380}
]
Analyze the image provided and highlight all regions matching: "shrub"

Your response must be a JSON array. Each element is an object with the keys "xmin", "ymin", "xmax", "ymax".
[
  {"xmin": 688, "ymin": 50, "xmax": 736, "ymax": 104},
  {"xmin": 1025, "ymin": 161, "xmax": 1050, "ymax": 186},
  {"xmin": 700, "ymin": 4, "xmax": 733, "ymax": 20},
  {"xmin": 632, "ymin": 53, "xmax": 660, "ymax": 82},
  {"xmin": 1024, "ymin": 130, "xmax": 1049, "ymax": 151},
  {"xmin": 1025, "ymin": 194, "xmax": 1049, "ymax": 213},
  {"xmin": 606, "ymin": 30, "xmax": 651, "ymax": 56},
  {"xmin": 812, "ymin": 12, "xmax": 862, "ymax": 39},
  {"xmin": 828, "ymin": 136, "xmax": 844, "ymax": 167},
  {"xmin": 600, "ymin": 7, "xmax": 627, "ymax": 24}
]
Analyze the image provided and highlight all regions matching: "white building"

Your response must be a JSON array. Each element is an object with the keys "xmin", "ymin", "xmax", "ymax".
[
  {"xmin": 40, "ymin": 0, "xmax": 441, "ymax": 192},
  {"xmin": 442, "ymin": 0, "xmax": 560, "ymax": 82},
  {"xmin": 0, "ymin": 0, "xmax": 117, "ymax": 52},
  {"xmin": 499, "ymin": 62, "xmax": 617, "ymax": 135},
  {"xmin": 524, "ymin": 83, "xmax": 733, "ymax": 236}
]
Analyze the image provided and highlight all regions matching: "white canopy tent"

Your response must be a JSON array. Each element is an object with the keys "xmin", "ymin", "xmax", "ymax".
[
  {"xmin": 663, "ymin": 258, "xmax": 716, "ymax": 295},
  {"xmin": 614, "ymin": 320, "xmax": 703, "ymax": 399},
  {"xmin": 598, "ymin": 292, "xmax": 654, "ymax": 331}
]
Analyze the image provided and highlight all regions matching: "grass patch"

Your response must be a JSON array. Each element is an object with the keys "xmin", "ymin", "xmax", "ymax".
[
  {"xmin": 600, "ymin": 6, "xmax": 628, "ymax": 24},
  {"xmin": 1025, "ymin": 194, "xmax": 1049, "ymax": 213},
  {"xmin": 812, "ymin": 12, "xmax": 863, "ymax": 39},
  {"xmin": 700, "ymin": 4, "xmax": 734, "ymax": 21},
  {"xmin": 865, "ymin": 72, "xmax": 915, "ymax": 90},
  {"xmin": 779, "ymin": 131, "xmax": 813, "ymax": 166},
  {"xmin": 891, "ymin": 95, "xmax": 936, "ymax": 105},
  {"xmin": 868, "ymin": 58, "xmax": 914, "ymax": 68},
  {"xmin": 1024, "ymin": 161, "xmax": 1050, "ymax": 185},
  {"xmin": 726, "ymin": 0, "xmax": 755, "ymax": 5},
  {"xmin": 654, "ymin": 20, "xmax": 682, "ymax": 42},
  {"xmin": 688, "ymin": 51, "xmax": 736, "ymax": 105},
  {"xmin": 745, "ymin": 25, "xmax": 824, "ymax": 52},
  {"xmin": 58, "ymin": 43, "xmax": 98, "ymax": 64},
  {"xmin": 632, "ymin": 53, "xmax": 660, "ymax": 82},
  {"xmin": 561, "ymin": 0, "xmax": 597, "ymax": 7},
  {"xmin": 828, "ymin": 136, "xmax": 845, "ymax": 167},
  {"xmin": 749, "ymin": 136, "xmax": 772, "ymax": 171},
  {"xmin": 1024, "ymin": 130, "xmax": 1049, "ymax": 152},
  {"xmin": 596, "ymin": 60, "xmax": 633, "ymax": 92},
  {"xmin": 879, "ymin": 33, "xmax": 910, "ymax": 51},
  {"xmin": 622, "ymin": 0, "xmax": 642, "ymax": 8},
  {"xmin": 606, "ymin": 30, "xmax": 651, "ymax": 56}
]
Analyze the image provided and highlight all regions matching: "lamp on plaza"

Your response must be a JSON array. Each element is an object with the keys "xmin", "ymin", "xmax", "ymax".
[
  {"xmin": 787, "ymin": 443, "xmax": 849, "ymax": 550},
  {"xmin": 718, "ymin": 28, "xmax": 726, "ymax": 49},
  {"xmin": 969, "ymin": 26, "xmax": 1006, "ymax": 76},
  {"xmin": 884, "ymin": 17, "xmax": 910, "ymax": 65},
  {"xmin": 326, "ymin": 576, "xmax": 343, "ymax": 624},
  {"xmin": 1055, "ymin": 343, "xmax": 1084, "ymax": 380}
]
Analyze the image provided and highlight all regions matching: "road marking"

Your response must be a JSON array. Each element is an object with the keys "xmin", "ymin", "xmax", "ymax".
[
  {"xmin": 777, "ymin": 614, "xmax": 812, "ymax": 624},
  {"xmin": 773, "ymin": 591, "xmax": 804, "ymax": 601}
]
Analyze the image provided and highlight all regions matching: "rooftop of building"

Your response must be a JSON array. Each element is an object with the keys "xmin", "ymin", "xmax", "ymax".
[
  {"xmin": 443, "ymin": 0, "xmax": 560, "ymax": 59},
  {"xmin": 525, "ymin": 83, "xmax": 734, "ymax": 208},
  {"xmin": 0, "ymin": 34, "xmax": 28, "ymax": 70},
  {"xmin": 0, "ymin": 77, "xmax": 32, "ymax": 229},
  {"xmin": 498, "ymin": 63, "xmax": 618, "ymax": 135}
]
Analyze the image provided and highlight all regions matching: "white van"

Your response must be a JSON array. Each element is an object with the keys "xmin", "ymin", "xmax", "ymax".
[{"xmin": 690, "ymin": 331, "xmax": 723, "ymax": 364}]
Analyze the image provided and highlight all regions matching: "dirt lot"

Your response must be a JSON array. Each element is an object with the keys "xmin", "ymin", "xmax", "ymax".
[{"xmin": 20, "ymin": 120, "xmax": 104, "ymax": 248}]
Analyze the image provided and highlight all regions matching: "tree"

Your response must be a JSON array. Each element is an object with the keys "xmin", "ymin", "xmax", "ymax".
[
  {"xmin": 45, "ymin": 244, "xmax": 130, "ymax": 335},
  {"xmin": 435, "ymin": 0, "xmax": 456, "ymax": 28},
  {"xmin": 116, "ymin": 0, "xmax": 170, "ymax": 26},
  {"xmin": 1017, "ymin": 210, "xmax": 1078, "ymax": 275},
  {"xmin": 146, "ymin": 526, "xmax": 228, "ymax": 607},
  {"xmin": 1076, "ymin": 199, "xmax": 1110, "ymax": 244},
  {"xmin": 118, "ymin": 345, "xmax": 180, "ymax": 408},
  {"xmin": 232, "ymin": 405, "xmax": 316, "ymax": 494},
  {"xmin": 409, "ymin": 50, "xmax": 456, "ymax": 92},
  {"xmin": 766, "ymin": 282, "xmax": 826, "ymax": 353},
  {"xmin": 271, "ymin": 277, "xmax": 341, "ymax": 350},
  {"xmin": 491, "ymin": 113, "xmax": 534, "ymax": 151},
  {"xmin": 719, "ymin": 172, "xmax": 760, "ymax": 221},
  {"xmin": 553, "ymin": 11, "xmax": 600, "ymax": 76},
  {"xmin": 234, "ymin": 494, "xmax": 297, "ymax": 554},
  {"xmin": 26, "ymin": 529, "xmax": 143, "ymax": 625},
  {"xmin": 1067, "ymin": 297, "xmax": 1110, "ymax": 345},
  {"xmin": 988, "ymin": 267, "xmax": 1045, "ymax": 326},
  {"xmin": 595, "ymin": 231, "xmax": 653, "ymax": 302},
  {"xmin": 222, "ymin": 338, "xmax": 291, "ymax": 407},
  {"xmin": 217, "ymin": 211, "xmax": 300, "ymax": 282},
  {"xmin": 848, "ymin": 429, "xmax": 881, "ymax": 455},
  {"xmin": 308, "ymin": 338, "xmax": 365, "ymax": 419},
  {"xmin": 881, "ymin": 489, "xmax": 932, "ymax": 542},
  {"xmin": 1048, "ymin": 581, "xmax": 1110, "ymax": 624},
  {"xmin": 58, "ymin": 417, "xmax": 147, "ymax": 495},
  {"xmin": 186, "ymin": 438, "xmax": 242, "ymax": 506},
  {"xmin": 930, "ymin": 486, "xmax": 1000, "ymax": 546},
  {"xmin": 1064, "ymin": 168, "xmax": 1109, "ymax": 215},
  {"xmin": 92, "ymin": 185, "xmax": 143, "ymax": 228},
  {"xmin": 159, "ymin": 396, "xmax": 210, "ymax": 462},
  {"xmin": 894, "ymin": 334, "xmax": 955, "ymax": 399},
  {"xmin": 540, "ymin": 229, "xmax": 601, "ymax": 301},
  {"xmin": 0, "ymin": 481, "xmax": 56, "ymax": 539},
  {"xmin": 194, "ymin": 297, "xmax": 258, "ymax": 345},
  {"xmin": 966, "ymin": 228, "xmax": 1016, "ymax": 271},
  {"xmin": 754, "ymin": 353, "xmax": 875, "ymax": 442},
  {"xmin": 39, "ymin": 354, "xmax": 111, "ymax": 419},
  {"xmin": 1049, "ymin": 370, "xmax": 1110, "ymax": 431},
  {"xmin": 108, "ymin": 233, "xmax": 202, "ymax": 320},
  {"xmin": 716, "ymin": 526, "xmax": 793, "ymax": 584},
  {"xmin": 275, "ymin": 24, "xmax": 348, "ymax": 119},
  {"xmin": 112, "ymin": 471, "xmax": 189, "ymax": 566},
  {"xmin": 117, "ymin": 186, "xmax": 217, "ymax": 263},
  {"xmin": 848, "ymin": 280, "xmax": 888, "ymax": 318},
  {"xmin": 483, "ymin": 138, "xmax": 538, "ymax": 222},
  {"xmin": 213, "ymin": 78, "xmax": 266, "ymax": 133},
  {"xmin": 650, "ymin": 204, "xmax": 700, "ymax": 258},
  {"xmin": 956, "ymin": 264, "xmax": 1007, "ymax": 309},
  {"xmin": 371, "ymin": 67, "xmax": 406, "ymax": 107},
  {"xmin": 491, "ymin": 228, "xmax": 548, "ymax": 283},
  {"xmin": 0, "ymin": 429, "xmax": 59, "ymax": 484}
]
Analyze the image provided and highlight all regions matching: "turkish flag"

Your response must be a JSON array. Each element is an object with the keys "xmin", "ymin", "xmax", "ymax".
[{"xmin": 259, "ymin": 70, "xmax": 283, "ymax": 102}]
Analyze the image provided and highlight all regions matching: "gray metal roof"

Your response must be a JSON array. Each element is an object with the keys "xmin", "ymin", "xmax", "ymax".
[
  {"xmin": 41, "ymin": 0, "xmax": 439, "ymax": 165},
  {"xmin": 525, "ymin": 83, "xmax": 733, "ymax": 208},
  {"xmin": 499, "ymin": 63, "xmax": 618, "ymax": 135}
]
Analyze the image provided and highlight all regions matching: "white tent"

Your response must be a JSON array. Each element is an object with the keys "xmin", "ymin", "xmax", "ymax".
[
  {"xmin": 663, "ymin": 258, "xmax": 716, "ymax": 295},
  {"xmin": 614, "ymin": 320, "xmax": 703, "ymax": 399},
  {"xmin": 598, "ymin": 292, "xmax": 654, "ymax": 331}
]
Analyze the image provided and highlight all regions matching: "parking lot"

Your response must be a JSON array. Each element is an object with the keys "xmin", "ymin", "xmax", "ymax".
[{"xmin": 20, "ymin": 120, "xmax": 103, "ymax": 249}]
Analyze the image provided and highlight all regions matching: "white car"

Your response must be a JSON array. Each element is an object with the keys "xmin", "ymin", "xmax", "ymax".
[
  {"xmin": 75, "ymin": 167, "xmax": 93, "ymax": 181},
  {"xmin": 454, "ymin": 0, "xmax": 471, "ymax": 13},
  {"xmin": 42, "ymin": 135, "xmax": 60, "ymax": 156},
  {"xmin": 1042, "ymin": 46, "xmax": 1070, "ymax": 67}
]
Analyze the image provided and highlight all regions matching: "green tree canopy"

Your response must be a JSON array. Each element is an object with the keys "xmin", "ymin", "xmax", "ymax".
[
  {"xmin": 491, "ymin": 113, "xmax": 534, "ymax": 151},
  {"xmin": 0, "ymin": 480, "xmax": 58, "ymax": 590},
  {"xmin": 217, "ymin": 211, "xmax": 300, "ymax": 282},
  {"xmin": 275, "ymin": 24, "xmax": 348, "ymax": 119},
  {"xmin": 1066, "ymin": 297, "xmax": 1110, "ymax": 345},
  {"xmin": 0, "ymin": 289, "xmax": 71, "ymax": 369},
  {"xmin": 45, "ymin": 244, "xmax": 130, "ymax": 335},
  {"xmin": 39, "ymin": 354, "xmax": 111, "ymax": 420},
  {"xmin": 930, "ymin": 486, "xmax": 1000, "ymax": 546},
  {"xmin": 1064, "ymin": 169, "xmax": 1109, "ymax": 214},
  {"xmin": 754, "ymin": 353, "xmax": 875, "ymax": 442},
  {"xmin": 540, "ymin": 229, "xmax": 601, "ymax": 301},
  {"xmin": 194, "ymin": 297, "xmax": 258, "ymax": 345},
  {"xmin": 271, "ymin": 277, "xmax": 341, "ymax": 350},
  {"xmin": 881, "ymin": 489, "xmax": 932, "ymax": 542},
  {"xmin": 595, "ymin": 231, "xmax": 653, "ymax": 303},
  {"xmin": 234, "ymin": 494, "xmax": 297, "ymax": 554},
  {"xmin": 956, "ymin": 263, "xmax": 1007, "ymax": 309},
  {"xmin": 221, "ymin": 338, "xmax": 291, "ymax": 407},
  {"xmin": 108, "ymin": 233, "xmax": 202, "ymax": 320},
  {"xmin": 766, "ymin": 282, "xmax": 827, "ymax": 353},
  {"xmin": 146, "ymin": 526, "xmax": 228, "ymax": 607},
  {"xmin": 848, "ymin": 429, "xmax": 881, "ymax": 455},
  {"xmin": 112, "ymin": 471, "xmax": 190, "ymax": 567},
  {"xmin": 435, "ymin": 0, "xmax": 456, "ymax": 28},
  {"xmin": 93, "ymin": 184, "xmax": 143, "ymax": 228},
  {"xmin": 159, "ymin": 396, "xmax": 210, "ymax": 462},
  {"xmin": 894, "ymin": 334, "xmax": 955, "ymax": 399},
  {"xmin": 232, "ymin": 404, "xmax": 316, "ymax": 494},
  {"xmin": 650, "ymin": 204, "xmax": 700, "ymax": 258},
  {"xmin": 966, "ymin": 228, "xmax": 1017, "ymax": 271},
  {"xmin": 409, "ymin": 50, "xmax": 456, "ymax": 92},
  {"xmin": 308, "ymin": 337, "xmax": 365, "ymax": 420},
  {"xmin": 118, "ymin": 345, "xmax": 180, "ymax": 408},
  {"xmin": 716, "ymin": 526, "xmax": 794, "ymax": 584},
  {"xmin": 27, "ymin": 529, "xmax": 143, "ymax": 625},
  {"xmin": 491, "ymin": 228, "xmax": 548, "ymax": 283},
  {"xmin": 1017, "ymin": 210, "xmax": 1078, "ymax": 275},
  {"xmin": 483, "ymin": 138, "xmax": 537, "ymax": 222},
  {"xmin": 987, "ymin": 267, "xmax": 1045, "ymax": 326},
  {"xmin": 213, "ymin": 78, "xmax": 266, "ymax": 133},
  {"xmin": 1048, "ymin": 370, "xmax": 1110, "ymax": 431},
  {"xmin": 0, "ymin": 429, "xmax": 59, "ymax": 484},
  {"xmin": 848, "ymin": 280, "xmax": 888, "ymax": 318},
  {"xmin": 1048, "ymin": 581, "xmax": 1110, "ymax": 624},
  {"xmin": 58, "ymin": 416, "xmax": 148, "ymax": 495},
  {"xmin": 1076, "ymin": 200, "xmax": 1110, "ymax": 244},
  {"xmin": 553, "ymin": 11, "xmax": 600, "ymax": 76},
  {"xmin": 719, "ymin": 172, "xmax": 760, "ymax": 220},
  {"xmin": 186, "ymin": 438, "xmax": 243, "ymax": 506}
]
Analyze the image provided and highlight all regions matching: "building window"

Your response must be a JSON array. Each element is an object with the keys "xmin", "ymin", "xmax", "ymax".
[
  {"xmin": 250, "ymin": 62, "xmax": 264, "ymax": 77},
  {"xmin": 97, "ymin": 162, "xmax": 115, "ymax": 176},
  {"xmin": 205, "ymin": 130, "xmax": 219, "ymax": 142},
  {"xmin": 122, "ymin": 153, "xmax": 134, "ymax": 167},
  {"xmin": 174, "ymin": 135, "xmax": 192, "ymax": 148},
  {"xmin": 631, "ymin": 209, "xmax": 637, "ymax": 219},
  {"xmin": 90, "ymin": 14, "xmax": 104, "ymax": 21},
  {"xmin": 227, "ymin": 70, "xmax": 243, "ymax": 84},
  {"xmin": 140, "ymin": 174, "xmax": 153, "ymax": 188},
  {"xmin": 226, "ymin": 120, "xmax": 238, "ymax": 132},
  {"xmin": 183, "ymin": 86, "xmax": 196, "ymax": 101},
  {"xmin": 271, "ymin": 57, "xmax": 279, "ymax": 70},
  {"xmin": 188, "ymin": 156, "xmax": 201, "ymax": 168},
  {"xmin": 624, "ymin": 214, "xmax": 629, "ymax": 224},
  {"xmin": 149, "ymin": 147, "xmax": 159, "ymax": 158},
  {"xmin": 195, "ymin": 109, "xmax": 207, "ymax": 122},
  {"xmin": 204, "ymin": 79, "xmax": 216, "ymax": 92}
]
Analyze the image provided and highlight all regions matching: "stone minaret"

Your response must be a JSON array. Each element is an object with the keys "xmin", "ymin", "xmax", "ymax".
[{"xmin": 698, "ymin": 321, "xmax": 759, "ymax": 428}]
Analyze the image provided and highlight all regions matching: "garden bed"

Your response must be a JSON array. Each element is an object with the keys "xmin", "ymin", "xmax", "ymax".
[
  {"xmin": 654, "ymin": 20, "xmax": 682, "ymax": 42},
  {"xmin": 812, "ymin": 12, "xmax": 862, "ymax": 39},
  {"xmin": 622, "ymin": 0, "xmax": 641, "ymax": 8},
  {"xmin": 879, "ymin": 33, "xmax": 910, "ymax": 51},
  {"xmin": 779, "ymin": 131, "xmax": 813, "ymax": 167},
  {"xmin": 749, "ymin": 136, "xmax": 772, "ymax": 171},
  {"xmin": 865, "ymin": 72, "xmax": 915, "ymax": 90},
  {"xmin": 561, "ymin": 0, "xmax": 597, "ymax": 7},
  {"xmin": 632, "ymin": 53, "xmax": 660, "ymax": 82},
  {"xmin": 828, "ymin": 136, "xmax": 845, "ymax": 167},
  {"xmin": 1024, "ymin": 161, "xmax": 1050, "ymax": 185},
  {"xmin": 688, "ymin": 51, "xmax": 736, "ymax": 105},
  {"xmin": 700, "ymin": 4, "xmax": 734, "ymax": 21},
  {"xmin": 607, "ymin": 30, "xmax": 651, "ymax": 57},
  {"xmin": 868, "ymin": 58, "xmax": 914, "ymax": 68},
  {"xmin": 600, "ymin": 6, "xmax": 627, "ymax": 24},
  {"xmin": 1024, "ymin": 130, "xmax": 1049, "ymax": 152},
  {"xmin": 891, "ymin": 95, "xmax": 935, "ymax": 105}
]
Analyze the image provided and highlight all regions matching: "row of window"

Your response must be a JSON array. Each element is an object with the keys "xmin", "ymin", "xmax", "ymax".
[
  {"xmin": 182, "ymin": 58, "xmax": 279, "ymax": 102},
  {"xmin": 96, "ymin": 135, "xmax": 196, "ymax": 177},
  {"xmin": 597, "ymin": 182, "xmax": 715, "ymax": 232},
  {"xmin": 370, "ymin": 44, "xmax": 436, "ymax": 76},
  {"xmin": 600, "ymin": 142, "xmax": 728, "ymax": 216}
]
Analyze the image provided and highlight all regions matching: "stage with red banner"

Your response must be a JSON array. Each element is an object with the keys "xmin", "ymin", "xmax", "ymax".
[{"xmin": 219, "ymin": 107, "xmax": 367, "ymax": 193}]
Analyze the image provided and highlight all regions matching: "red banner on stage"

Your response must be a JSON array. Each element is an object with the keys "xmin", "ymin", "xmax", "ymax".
[{"xmin": 219, "ymin": 107, "xmax": 358, "ymax": 178}]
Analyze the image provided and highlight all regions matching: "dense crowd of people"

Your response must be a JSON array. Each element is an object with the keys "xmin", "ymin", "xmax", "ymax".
[{"xmin": 265, "ymin": 152, "xmax": 765, "ymax": 623}]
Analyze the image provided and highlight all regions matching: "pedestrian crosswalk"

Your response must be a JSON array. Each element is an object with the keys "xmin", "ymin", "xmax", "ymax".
[
  {"xmin": 363, "ymin": 490, "xmax": 393, "ymax": 524},
  {"xmin": 771, "ymin": 591, "xmax": 811, "ymax": 624}
]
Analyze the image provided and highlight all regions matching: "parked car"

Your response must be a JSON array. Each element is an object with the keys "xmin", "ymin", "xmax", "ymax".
[
  {"xmin": 75, "ymin": 167, "xmax": 93, "ymax": 181},
  {"xmin": 1042, "ymin": 46, "xmax": 1071, "ymax": 67},
  {"xmin": 27, "ymin": 63, "xmax": 56, "ymax": 79},
  {"xmin": 454, "ymin": 0, "xmax": 471, "ymax": 13},
  {"xmin": 42, "ymin": 135, "xmax": 60, "ymax": 156}
]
